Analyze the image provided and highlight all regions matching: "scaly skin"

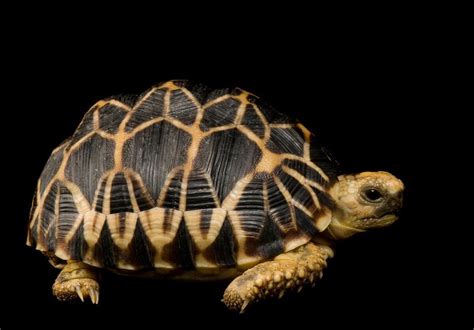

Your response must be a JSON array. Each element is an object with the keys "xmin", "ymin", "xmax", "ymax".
[
  {"xmin": 223, "ymin": 243, "xmax": 332, "ymax": 312},
  {"xmin": 52, "ymin": 260, "xmax": 100, "ymax": 304}
]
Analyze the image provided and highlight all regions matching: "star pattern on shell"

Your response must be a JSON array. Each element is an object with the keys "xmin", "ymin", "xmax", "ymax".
[{"xmin": 27, "ymin": 80, "xmax": 338, "ymax": 271}]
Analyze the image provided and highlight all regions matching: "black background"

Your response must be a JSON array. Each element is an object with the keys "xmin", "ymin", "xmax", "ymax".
[{"xmin": 0, "ymin": 13, "xmax": 462, "ymax": 329}]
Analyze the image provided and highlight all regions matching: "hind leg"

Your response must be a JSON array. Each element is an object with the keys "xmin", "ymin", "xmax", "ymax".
[{"xmin": 52, "ymin": 260, "xmax": 100, "ymax": 304}]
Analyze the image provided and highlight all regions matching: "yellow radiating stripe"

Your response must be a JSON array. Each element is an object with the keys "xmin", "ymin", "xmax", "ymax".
[
  {"xmin": 179, "ymin": 87, "xmax": 203, "ymax": 125},
  {"xmin": 272, "ymin": 175, "xmax": 297, "ymax": 229},
  {"xmin": 251, "ymin": 103, "xmax": 271, "ymax": 143},
  {"xmin": 106, "ymin": 213, "xmax": 138, "ymax": 269},
  {"xmin": 132, "ymin": 87, "xmax": 161, "ymax": 111},
  {"xmin": 106, "ymin": 212, "xmax": 138, "ymax": 250},
  {"xmin": 233, "ymin": 92, "xmax": 251, "ymax": 124},
  {"xmin": 184, "ymin": 208, "xmax": 226, "ymax": 250},
  {"xmin": 283, "ymin": 154, "xmax": 330, "ymax": 183},
  {"xmin": 96, "ymin": 130, "xmax": 115, "ymax": 140},
  {"xmin": 62, "ymin": 180, "xmax": 91, "ymax": 214},
  {"xmin": 268, "ymin": 123, "xmax": 294, "ymax": 129},
  {"xmin": 83, "ymin": 211, "xmax": 106, "ymax": 249},
  {"xmin": 124, "ymin": 172, "xmax": 140, "ymax": 213},
  {"xmin": 106, "ymin": 99, "xmax": 132, "ymax": 112},
  {"xmin": 93, "ymin": 110, "xmax": 100, "ymax": 130},
  {"xmin": 202, "ymin": 95, "xmax": 231, "ymax": 110},
  {"xmin": 101, "ymin": 172, "xmax": 116, "ymax": 215},
  {"xmin": 82, "ymin": 211, "xmax": 107, "ymax": 267},
  {"xmin": 204, "ymin": 124, "xmax": 236, "ymax": 135},
  {"xmin": 157, "ymin": 166, "xmax": 182, "ymax": 207},
  {"xmin": 126, "ymin": 117, "xmax": 164, "ymax": 137},
  {"xmin": 282, "ymin": 165, "xmax": 321, "ymax": 209},
  {"xmin": 221, "ymin": 173, "xmax": 255, "ymax": 210},
  {"xmin": 296, "ymin": 123, "xmax": 312, "ymax": 160}
]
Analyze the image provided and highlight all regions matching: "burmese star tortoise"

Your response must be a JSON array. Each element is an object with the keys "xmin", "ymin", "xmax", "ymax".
[{"xmin": 27, "ymin": 80, "xmax": 404, "ymax": 312}]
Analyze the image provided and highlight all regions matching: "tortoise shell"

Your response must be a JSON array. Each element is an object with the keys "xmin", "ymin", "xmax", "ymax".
[{"xmin": 27, "ymin": 80, "xmax": 337, "ymax": 272}]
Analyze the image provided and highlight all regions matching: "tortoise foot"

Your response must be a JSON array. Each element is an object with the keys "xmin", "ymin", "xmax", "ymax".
[
  {"xmin": 52, "ymin": 260, "xmax": 100, "ymax": 304},
  {"xmin": 223, "ymin": 243, "xmax": 331, "ymax": 312}
]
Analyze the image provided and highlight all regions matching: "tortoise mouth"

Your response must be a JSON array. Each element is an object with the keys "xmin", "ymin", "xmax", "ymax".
[{"xmin": 357, "ymin": 212, "xmax": 399, "ymax": 229}]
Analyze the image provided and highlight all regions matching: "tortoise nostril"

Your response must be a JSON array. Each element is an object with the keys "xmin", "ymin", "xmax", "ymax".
[
  {"xmin": 393, "ymin": 195, "xmax": 403, "ymax": 209},
  {"xmin": 397, "ymin": 192, "xmax": 404, "ymax": 207}
]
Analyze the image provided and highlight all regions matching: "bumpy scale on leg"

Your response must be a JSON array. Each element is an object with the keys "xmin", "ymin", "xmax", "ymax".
[
  {"xmin": 223, "ymin": 243, "xmax": 332, "ymax": 312},
  {"xmin": 52, "ymin": 260, "xmax": 100, "ymax": 304}
]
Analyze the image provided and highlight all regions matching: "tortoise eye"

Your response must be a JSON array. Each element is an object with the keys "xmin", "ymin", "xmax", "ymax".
[{"xmin": 362, "ymin": 188, "xmax": 383, "ymax": 203}]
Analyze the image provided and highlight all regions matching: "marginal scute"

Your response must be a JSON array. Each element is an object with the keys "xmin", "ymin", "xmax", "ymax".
[
  {"xmin": 127, "ymin": 220, "xmax": 155, "ymax": 269},
  {"xmin": 138, "ymin": 207, "xmax": 183, "ymax": 268},
  {"xmin": 93, "ymin": 220, "xmax": 116, "ymax": 268},
  {"xmin": 83, "ymin": 211, "xmax": 107, "ymax": 252},
  {"xmin": 161, "ymin": 217, "xmax": 196, "ymax": 269},
  {"xmin": 67, "ymin": 219, "xmax": 86, "ymax": 260},
  {"xmin": 184, "ymin": 208, "xmax": 226, "ymax": 249},
  {"xmin": 106, "ymin": 212, "xmax": 139, "ymax": 269},
  {"xmin": 246, "ymin": 214, "xmax": 285, "ymax": 258},
  {"xmin": 202, "ymin": 216, "xmax": 237, "ymax": 267}
]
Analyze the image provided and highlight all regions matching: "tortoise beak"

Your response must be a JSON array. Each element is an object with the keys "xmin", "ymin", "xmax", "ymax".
[{"xmin": 374, "ymin": 191, "xmax": 403, "ymax": 218}]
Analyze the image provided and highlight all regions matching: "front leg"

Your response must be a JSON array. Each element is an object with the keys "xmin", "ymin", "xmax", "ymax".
[
  {"xmin": 223, "ymin": 243, "xmax": 332, "ymax": 312},
  {"xmin": 52, "ymin": 260, "xmax": 100, "ymax": 304}
]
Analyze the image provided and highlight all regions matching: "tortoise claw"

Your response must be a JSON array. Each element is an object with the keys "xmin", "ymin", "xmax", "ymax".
[
  {"xmin": 89, "ymin": 288, "xmax": 100, "ymax": 304},
  {"xmin": 53, "ymin": 278, "xmax": 100, "ymax": 304},
  {"xmin": 74, "ymin": 285, "xmax": 84, "ymax": 302},
  {"xmin": 52, "ymin": 261, "xmax": 100, "ymax": 304}
]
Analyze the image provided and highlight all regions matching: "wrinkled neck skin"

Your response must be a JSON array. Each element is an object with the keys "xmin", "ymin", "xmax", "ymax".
[
  {"xmin": 321, "ymin": 178, "xmax": 367, "ymax": 242},
  {"xmin": 325, "ymin": 209, "xmax": 367, "ymax": 240},
  {"xmin": 314, "ymin": 209, "xmax": 366, "ymax": 247}
]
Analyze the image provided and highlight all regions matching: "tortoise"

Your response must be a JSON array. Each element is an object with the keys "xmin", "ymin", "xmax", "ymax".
[{"xmin": 27, "ymin": 80, "xmax": 404, "ymax": 312}]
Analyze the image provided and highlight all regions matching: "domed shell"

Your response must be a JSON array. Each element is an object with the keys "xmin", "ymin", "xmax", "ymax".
[{"xmin": 27, "ymin": 80, "xmax": 338, "ymax": 272}]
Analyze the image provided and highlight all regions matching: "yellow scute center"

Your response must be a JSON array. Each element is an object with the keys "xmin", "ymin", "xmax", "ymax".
[{"xmin": 255, "ymin": 148, "xmax": 283, "ymax": 173}]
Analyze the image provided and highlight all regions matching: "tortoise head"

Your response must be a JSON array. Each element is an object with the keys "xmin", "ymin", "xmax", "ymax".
[{"xmin": 326, "ymin": 171, "xmax": 404, "ymax": 239}]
